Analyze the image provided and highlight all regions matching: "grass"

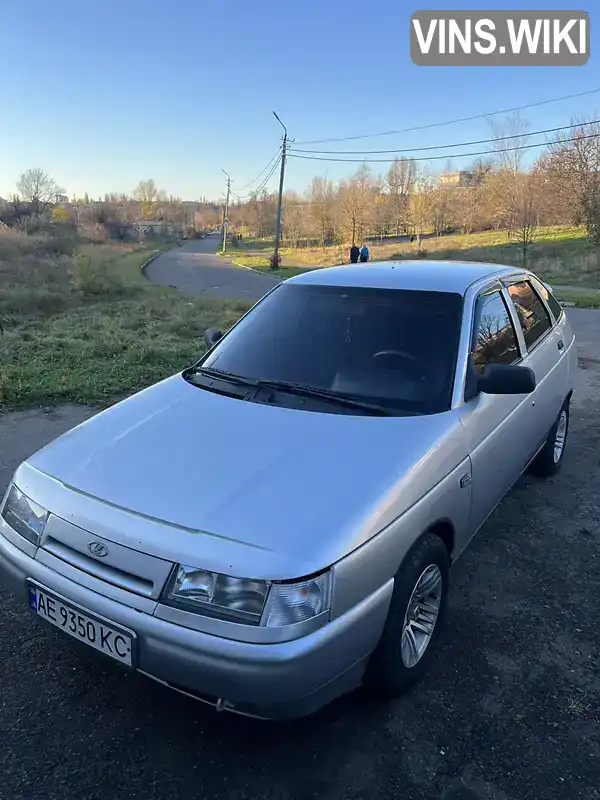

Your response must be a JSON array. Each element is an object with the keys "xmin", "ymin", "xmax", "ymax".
[
  {"xmin": 5, "ymin": 224, "xmax": 595, "ymax": 412},
  {"xmin": 553, "ymin": 288, "xmax": 600, "ymax": 309},
  {"xmin": 219, "ymin": 238, "xmax": 317, "ymax": 278},
  {"xmin": 380, "ymin": 226, "xmax": 600, "ymax": 290},
  {"xmin": 0, "ymin": 231, "xmax": 251, "ymax": 410},
  {"xmin": 228, "ymin": 226, "xmax": 600, "ymax": 290}
]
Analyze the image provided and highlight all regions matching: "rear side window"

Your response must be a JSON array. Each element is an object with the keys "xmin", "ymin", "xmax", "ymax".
[
  {"xmin": 472, "ymin": 290, "xmax": 520, "ymax": 374},
  {"xmin": 532, "ymin": 278, "xmax": 564, "ymax": 321},
  {"xmin": 506, "ymin": 281, "xmax": 553, "ymax": 350}
]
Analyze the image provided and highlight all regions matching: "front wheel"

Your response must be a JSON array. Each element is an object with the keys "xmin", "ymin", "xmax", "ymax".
[
  {"xmin": 365, "ymin": 533, "xmax": 449, "ymax": 697},
  {"xmin": 529, "ymin": 400, "xmax": 570, "ymax": 478}
]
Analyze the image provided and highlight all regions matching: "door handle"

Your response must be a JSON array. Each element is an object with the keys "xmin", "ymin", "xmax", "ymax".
[{"xmin": 557, "ymin": 340, "xmax": 564, "ymax": 351}]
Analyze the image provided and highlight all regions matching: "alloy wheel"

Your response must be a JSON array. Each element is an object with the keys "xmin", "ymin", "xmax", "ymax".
[{"xmin": 401, "ymin": 564, "xmax": 443, "ymax": 669}]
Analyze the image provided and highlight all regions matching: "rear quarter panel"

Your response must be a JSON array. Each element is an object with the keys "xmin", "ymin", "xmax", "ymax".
[{"xmin": 560, "ymin": 312, "xmax": 578, "ymax": 394}]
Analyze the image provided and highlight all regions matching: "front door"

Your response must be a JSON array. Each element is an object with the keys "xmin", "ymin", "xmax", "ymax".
[{"xmin": 456, "ymin": 287, "xmax": 535, "ymax": 533}]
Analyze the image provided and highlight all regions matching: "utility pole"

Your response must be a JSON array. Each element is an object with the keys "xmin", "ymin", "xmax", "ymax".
[
  {"xmin": 272, "ymin": 111, "xmax": 288, "ymax": 270},
  {"xmin": 221, "ymin": 169, "xmax": 231, "ymax": 253}
]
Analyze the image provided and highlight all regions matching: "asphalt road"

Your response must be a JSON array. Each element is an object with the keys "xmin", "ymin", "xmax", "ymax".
[
  {"xmin": 145, "ymin": 233, "xmax": 281, "ymax": 300},
  {"xmin": 1, "ymin": 309, "xmax": 599, "ymax": 800}
]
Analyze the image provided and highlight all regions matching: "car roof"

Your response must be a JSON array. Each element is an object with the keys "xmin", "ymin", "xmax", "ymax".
[{"xmin": 287, "ymin": 260, "xmax": 521, "ymax": 295}]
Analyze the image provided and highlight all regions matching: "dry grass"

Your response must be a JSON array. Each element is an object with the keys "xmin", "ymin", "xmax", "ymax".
[
  {"xmin": 0, "ymin": 228, "xmax": 251, "ymax": 409},
  {"xmin": 234, "ymin": 226, "xmax": 600, "ymax": 289}
]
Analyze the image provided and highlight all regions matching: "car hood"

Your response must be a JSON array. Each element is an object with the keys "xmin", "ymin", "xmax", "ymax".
[{"xmin": 26, "ymin": 375, "xmax": 465, "ymax": 578}]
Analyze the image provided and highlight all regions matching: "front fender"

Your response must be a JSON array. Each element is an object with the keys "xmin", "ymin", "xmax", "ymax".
[{"xmin": 331, "ymin": 457, "xmax": 472, "ymax": 620}]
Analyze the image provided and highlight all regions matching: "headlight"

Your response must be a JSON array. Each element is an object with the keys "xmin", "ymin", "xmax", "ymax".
[
  {"xmin": 165, "ymin": 565, "xmax": 332, "ymax": 627},
  {"xmin": 1, "ymin": 484, "xmax": 49, "ymax": 545},
  {"xmin": 165, "ymin": 565, "xmax": 269, "ymax": 624}
]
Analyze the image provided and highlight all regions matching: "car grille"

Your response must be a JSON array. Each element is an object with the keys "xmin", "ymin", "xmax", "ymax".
[{"xmin": 39, "ymin": 514, "xmax": 174, "ymax": 600}]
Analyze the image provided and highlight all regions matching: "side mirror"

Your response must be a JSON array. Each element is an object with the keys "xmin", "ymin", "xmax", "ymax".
[
  {"xmin": 204, "ymin": 328, "xmax": 223, "ymax": 349},
  {"xmin": 477, "ymin": 364, "xmax": 536, "ymax": 395}
]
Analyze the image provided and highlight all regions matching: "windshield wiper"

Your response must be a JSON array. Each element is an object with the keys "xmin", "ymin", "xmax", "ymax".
[
  {"xmin": 184, "ymin": 366, "xmax": 259, "ymax": 388},
  {"xmin": 254, "ymin": 379, "xmax": 393, "ymax": 416},
  {"xmin": 185, "ymin": 369, "xmax": 393, "ymax": 415}
]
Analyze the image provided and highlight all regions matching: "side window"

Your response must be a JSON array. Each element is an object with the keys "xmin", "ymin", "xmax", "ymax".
[
  {"xmin": 471, "ymin": 290, "xmax": 520, "ymax": 374},
  {"xmin": 506, "ymin": 281, "xmax": 552, "ymax": 350},
  {"xmin": 531, "ymin": 278, "xmax": 564, "ymax": 321}
]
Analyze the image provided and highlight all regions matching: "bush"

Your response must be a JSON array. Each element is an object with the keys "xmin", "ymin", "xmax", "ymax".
[
  {"xmin": 78, "ymin": 222, "xmax": 110, "ymax": 244},
  {"xmin": 70, "ymin": 252, "xmax": 128, "ymax": 297},
  {"xmin": 35, "ymin": 229, "xmax": 79, "ymax": 258},
  {"xmin": 0, "ymin": 226, "xmax": 36, "ymax": 261}
]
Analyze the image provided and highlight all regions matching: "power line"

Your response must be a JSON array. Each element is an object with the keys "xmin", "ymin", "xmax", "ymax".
[
  {"xmin": 247, "ymin": 154, "xmax": 282, "ymax": 195},
  {"xmin": 287, "ymin": 131, "xmax": 600, "ymax": 165},
  {"xmin": 231, "ymin": 163, "xmax": 280, "ymax": 201},
  {"xmin": 230, "ymin": 154, "xmax": 282, "ymax": 201},
  {"xmin": 240, "ymin": 147, "xmax": 283, "ymax": 190},
  {"xmin": 293, "ymin": 88, "xmax": 600, "ymax": 145},
  {"xmin": 289, "ymin": 120, "xmax": 600, "ymax": 156}
]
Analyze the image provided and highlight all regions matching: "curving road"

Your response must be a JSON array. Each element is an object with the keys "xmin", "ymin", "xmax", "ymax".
[{"xmin": 144, "ymin": 233, "xmax": 281, "ymax": 300}]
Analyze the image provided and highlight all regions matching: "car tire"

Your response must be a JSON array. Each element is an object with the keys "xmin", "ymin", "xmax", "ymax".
[
  {"xmin": 364, "ymin": 532, "xmax": 449, "ymax": 698},
  {"xmin": 529, "ymin": 400, "xmax": 570, "ymax": 478}
]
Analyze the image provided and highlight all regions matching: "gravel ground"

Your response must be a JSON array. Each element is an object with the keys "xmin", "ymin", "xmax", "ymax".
[{"xmin": 0, "ymin": 310, "xmax": 599, "ymax": 800}]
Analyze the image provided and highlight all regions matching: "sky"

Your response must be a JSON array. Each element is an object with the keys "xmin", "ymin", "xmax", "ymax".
[{"xmin": 1, "ymin": 0, "xmax": 598, "ymax": 202}]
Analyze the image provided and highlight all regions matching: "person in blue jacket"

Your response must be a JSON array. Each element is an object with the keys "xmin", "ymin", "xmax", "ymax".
[{"xmin": 359, "ymin": 243, "xmax": 370, "ymax": 263}]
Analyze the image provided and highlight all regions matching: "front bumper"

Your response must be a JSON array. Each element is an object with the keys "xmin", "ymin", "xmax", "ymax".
[{"xmin": 0, "ymin": 531, "xmax": 393, "ymax": 719}]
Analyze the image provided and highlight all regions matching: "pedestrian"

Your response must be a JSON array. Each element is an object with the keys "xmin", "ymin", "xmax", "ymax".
[
  {"xmin": 359, "ymin": 243, "xmax": 370, "ymax": 263},
  {"xmin": 350, "ymin": 243, "xmax": 360, "ymax": 263}
]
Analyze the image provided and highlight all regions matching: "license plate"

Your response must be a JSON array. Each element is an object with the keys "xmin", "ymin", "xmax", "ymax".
[{"xmin": 28, "ymin": 584, "xmax": 135, "ymax": 667}]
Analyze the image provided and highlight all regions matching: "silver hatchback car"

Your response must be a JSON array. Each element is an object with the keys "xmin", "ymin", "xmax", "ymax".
[{"xmin": 0, "ymin": 261, "xmax": 576, "ymax": 719}]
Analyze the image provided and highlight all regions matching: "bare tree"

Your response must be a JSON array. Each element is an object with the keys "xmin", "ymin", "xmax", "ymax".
[
  {"xmin": 133, "ymin": 179, "xmax": 166, "ymax": 220},
  {"xmin": 372, "ymin": 188, "xmax": 393, "ymax": 243},
  {"xmin": 470, "ymin": 158, "xmax": 495, "ymax": 184},
  {"xmin": 486, "ymin": 113, "xmax": 532, "ymax": 239},
  {"xmin": 283, "ymin": 193, "xmax": 309, "ymax": 248},
  {"xmin": 386, "ymin": 158, "xmax": 416, "ymax": 234},
  {"xmin": 339, "ymin": 164, "xmax": 375, "ymax": 244},
  {"xmin": 514, "ymin": 172, "xmax": 543, "ymax": 262},
  {"xmin": 541, "ymin": 120, "xmax": 600, "ymax": 242},
  {"xmin": 455, "ymin": 186, "xmax": 482, "ymax": 234},
  {"xmin": 309, "ymin": 177, "xmax": 337, "ymax": 247},
  {"xmin": 406, "ymin": 181, "xmax": 434, "ymax": 246},
  {"xmin": 430, "ymin": 184, "xmax": 456, "ymax": 236},
  {"xmin": 245, "ymin": 189, "xmax": 277, "ymax": 237},
  {"xmin": 16, "ymin": 168, "xmax": 64, "ymax": 216},
  {"xmin": 158, "ymin": 196, "xmax": 188, "ymax": 234},
  {"xmin": 489, "ymin": 112, "xmax": 530, "ymax": 175}
]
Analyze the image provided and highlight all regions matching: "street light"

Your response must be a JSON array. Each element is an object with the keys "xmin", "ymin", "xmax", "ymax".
[
  {"xmin": 221, "ymin": 169, "xmax": 231, "ymax": 253},
  {"xmin": 272, "ymin": 112, "xmax": 288, "ymax": 270}
]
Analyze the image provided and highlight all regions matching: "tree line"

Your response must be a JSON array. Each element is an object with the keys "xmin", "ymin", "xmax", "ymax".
[
  {"xmin": 0, "ymin": 175, "xmax": 222, "ymax": 241},
  {"xmin": 230, "ymin": 117, "xmax": 600, "ymax": 259},
  {"xmin": 2, "ymin": 117, "xmax": 599, "ymax": 259}
]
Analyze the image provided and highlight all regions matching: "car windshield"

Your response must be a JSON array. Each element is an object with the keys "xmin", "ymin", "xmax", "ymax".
[{"xmin": 199, "ymin": 283, "xmax": 463, "ymax": 415}]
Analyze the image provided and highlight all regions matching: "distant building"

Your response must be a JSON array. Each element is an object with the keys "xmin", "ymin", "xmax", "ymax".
[
  {"xmin": 440, "ymin": 171, "xmax": 481, "ymax": 188},
  {"xmin": 134, "ymin": 220, "xmax": 169, "ymax": 237}
]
